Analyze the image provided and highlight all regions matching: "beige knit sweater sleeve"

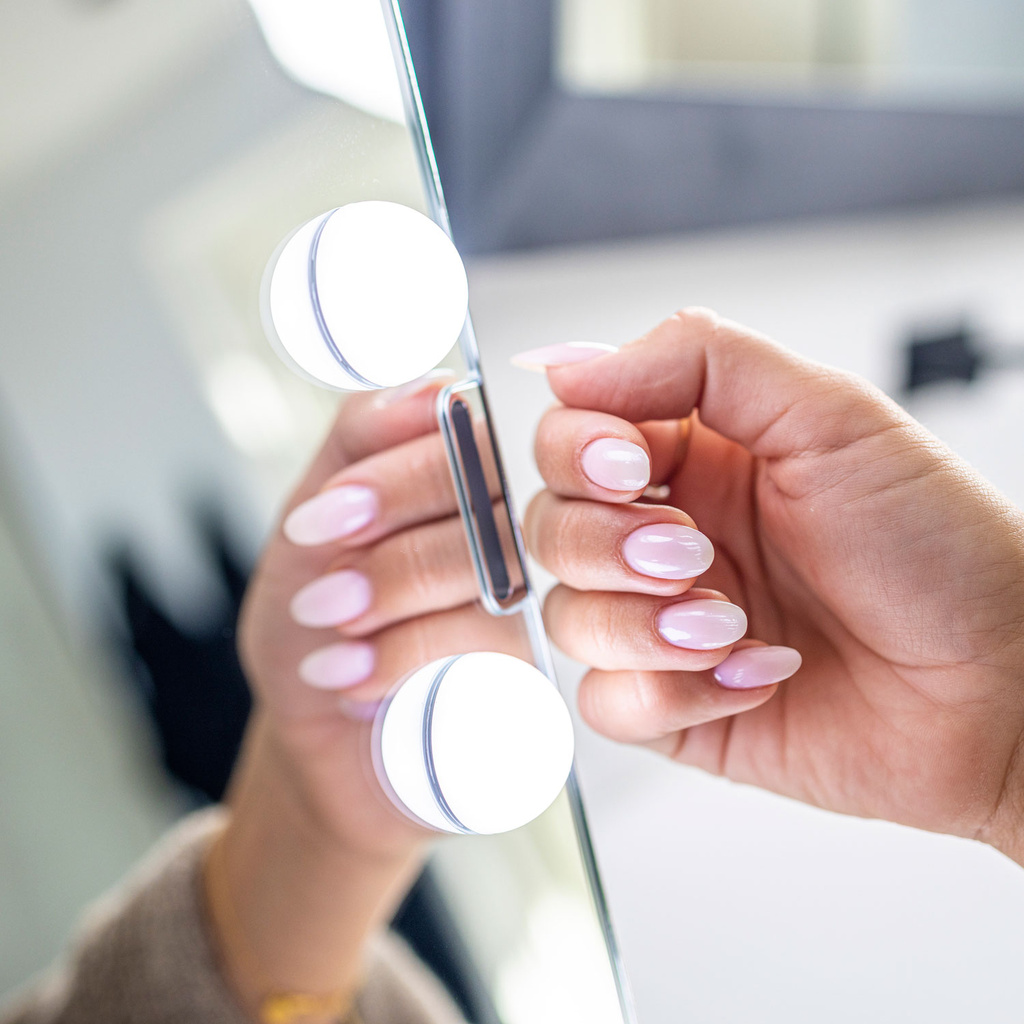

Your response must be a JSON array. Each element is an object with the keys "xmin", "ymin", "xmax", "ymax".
[{"xmin": 0, "ymin": 810, "xmax": 467, "ymax": 1024}]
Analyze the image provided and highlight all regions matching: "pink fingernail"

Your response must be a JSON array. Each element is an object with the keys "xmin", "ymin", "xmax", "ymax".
[
  {"xmin": 376, "ymin": 369, "xmax": 455, "ymax": 407},
  {"xmin": 284, "ymin": 486, "xmax": 377, "ymax": 546},
  {"xmin": 714, "ymin": 646, "xmax": 802, "ymax": 690},
  {"xmin": 299, "ymin": 642, "xmax": 376, "ymax": 689},
  {"xmin": 623, "ymin": 524, "xmax": 715, "ymax": 580},
  {"xmin": 510, "ymin": 342, "xmax": 616, "ymax": 371},
  {"xmin": 290, "ymin": 570, "xmax": 372, "ymax": 628},
  {"xmin": 657, "ymin": 599, "xmax": 748, "ymax": 650},
  {"xmin": 338, "ymin": 697, "xmax": 383, "ymax": 722},
  {"xmin": 581, "ymin": 438, "xmax": 650, "ymax": 492}
]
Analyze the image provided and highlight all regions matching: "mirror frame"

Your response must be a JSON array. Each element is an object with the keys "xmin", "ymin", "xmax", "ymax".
[{"xmin": 401, "ymin": 0, "xmax": 1024, "ymax": 254}]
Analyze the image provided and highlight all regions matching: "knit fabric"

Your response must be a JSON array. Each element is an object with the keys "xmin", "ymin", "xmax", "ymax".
[{"xmin": 1, "ymin": 809, "xmax": 465, "ymax": 1024}]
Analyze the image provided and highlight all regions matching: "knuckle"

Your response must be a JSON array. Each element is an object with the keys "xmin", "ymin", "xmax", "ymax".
[
  {"xmin": 584, "ymin": 594, "xmax": 631, "ymax": 669},
  {"xmin": 629, "ymin": 671, "xmax": 677, "ymax": 736},
  {"xmin": 546, "ymin": 502, "xmax": 583, "ymax": 581}
]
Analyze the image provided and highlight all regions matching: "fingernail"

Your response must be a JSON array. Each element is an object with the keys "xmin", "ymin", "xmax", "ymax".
[
  {"xmin": 290, "ymin": 570, "xmax": 372, "ymax": 628},
  {"xmin": 284, "ymin": 486, "xmax": 377, "ymax": 546},
  {"xmin": 657, "ymin": 599, "xmax": 748, "ymax": 651},
  {"xmin": 338, "ymin": 697, "xmax": 382, "ymax": 722},
  {"xmin": 376, "ymin": 369, "xmax": 455, "ymax": 407},
  {"xmin": 299, "ymin": 642, "xmax": 376, "ymax": 689},
  {"xmin": 714, "ymin": 646, "xmax": 802, "ymax": 690},
  {"xmin": 623, "ymin": 524, "xmax": 714, "ymax": 580},
  {"xmin": 511, "ymin": 342, "xmax": 616, "ymax": 371},
  {"xmin": 581, "ymin": 438, "xmax": 650, "ymax": 492}
]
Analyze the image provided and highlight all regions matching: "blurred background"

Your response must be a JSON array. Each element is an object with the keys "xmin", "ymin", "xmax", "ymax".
[{"xmin": 2, "ymin": 0, "xmax": 1024, "ymax": 1022}]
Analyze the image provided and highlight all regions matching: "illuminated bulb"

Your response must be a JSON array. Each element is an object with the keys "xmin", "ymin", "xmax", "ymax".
[
  {"xmin": 374, "ymin": 652, "xmax": 575, "ymax": 835},
  {"xmin": 261, "ymin": 201, "xmax": 469, "ymax": 391}
]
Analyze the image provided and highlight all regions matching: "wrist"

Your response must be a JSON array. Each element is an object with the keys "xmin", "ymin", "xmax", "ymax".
[
  {"xmin": 205, "ymin": 720, "xmax": 424, "ymax": 1022},
  {"xmin": 983, "ymin": 744, "xmax": 1024, "ymax": 869}
]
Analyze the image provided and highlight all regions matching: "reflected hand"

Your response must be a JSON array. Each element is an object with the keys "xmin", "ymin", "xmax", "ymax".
[
  {"xmin": 523, "ymin": 309, "xmax": 1024, "ymax": 863},
  {"xmin": 211, "ymin": 379, "xmax": 506, "ymax": 1015},
  {"xmin": 236, "ymin": 378, "xmax": 512, "ymax": 858}
]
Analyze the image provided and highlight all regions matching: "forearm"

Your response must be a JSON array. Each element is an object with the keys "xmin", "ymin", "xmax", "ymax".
[{"xmin": 207, "ymin": 721, "xmax": 425, "ymax": 1022}]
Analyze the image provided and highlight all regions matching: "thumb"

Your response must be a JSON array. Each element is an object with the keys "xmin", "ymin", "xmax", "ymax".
[{"xmin": 540, "ymin": 309, "xmax": 906, "ymax": 460}]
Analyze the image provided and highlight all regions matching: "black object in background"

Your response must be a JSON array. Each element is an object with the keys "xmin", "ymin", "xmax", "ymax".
[
  {"xmin": 107, "ymin": 506, "xmax": 499, "ymax": 1024},
  {"xmin": 109, "ymin": 514, "xmax": 251, "ymax": 805},
  {"xmin": 902, "ymin": 322, "xmax": 1024, "ymax": 394},
  {"xmin": 903, "ymin": 324, "xmax": 985, "ymax": 394}
]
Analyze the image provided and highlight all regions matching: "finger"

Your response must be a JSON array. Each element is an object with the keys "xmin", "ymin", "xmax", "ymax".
[
  {"xmin": 534, "ymin": 407, "xmax": 652, "ymax": 502},
  {"xmin": 636, "ymin": 417, "xmax": 691, "ymax": 488},
  {"xmin": 282, "ymin": 431, "xmax": 462, "ymax": 550},
  {"xmin": 283, "ymin": 403, "xmax": 507, "ymax": 551},
  {"xmin": 577, "ymin": 662, "xmax": 779, "ymax": 747},
  {"xmin": 289, "ymin": 372, "xmax": 454, "ymax": 511},
  {"xmin": 524, "ymin": 491, "xmax": 713, "ymax": 596},
  {"xmin": 543, "ymin": 585, "xmax": 748, "ymax": 672},
  {"xmin": 289, "ymin": 512, "xmax": 496, "ymax": 639},
  {"xmin": 281, "ymin": 603, "xmax": 534, "ymax": 716},
  {"xmin": 534, "ymin": 309, "xmax": 905, "ymax": 461}
]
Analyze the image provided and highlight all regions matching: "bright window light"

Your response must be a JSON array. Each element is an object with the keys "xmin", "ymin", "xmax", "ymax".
[{"xmin": 246, "ymin": 0, "xmax": 405, "ymax": 124}]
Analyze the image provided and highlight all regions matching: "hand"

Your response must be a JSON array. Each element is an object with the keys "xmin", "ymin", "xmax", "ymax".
[
  {"xmin": 209, "ymin": 378, "xmax": 518, "ymax": 1017},
  {"xmin": 520, "ymin": 310, "xmax": 1024, "ymax": 864}
]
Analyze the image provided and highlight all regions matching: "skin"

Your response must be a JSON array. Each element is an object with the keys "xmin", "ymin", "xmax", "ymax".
[
  {"xmin": 209, "ymin": 306, "xmax": 1024, "ymax": 1018},
  {"xmin": 524, "ymin": 308, "xmax": 1024, "ymax": 864},
  {"xmin": 211, "ymin": 379, "xmax": 508, "ymax": 1020}
]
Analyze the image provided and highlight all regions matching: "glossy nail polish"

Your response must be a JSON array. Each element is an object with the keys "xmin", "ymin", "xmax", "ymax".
[
  {"xmin": 376, "ymin": 369, "xmax": 455, "ymax": 407},
  {"xmin": 299, "ymin": 642, "xmax": 376, "ymax": 689},
  {"xmin": 623, "ymin": 524, "xmax": 714, "ymax": 580},
  {"xmin": 284, "ymin": 486, "xmax": 377, "ymax": 546},
  {"xmin": 338, "ymin": 697, "xmax": 383, "ymax": 721},
  {"xmin": 290, "ymin": 570, "xmax": 372, "ymax": 628},
  {"xmin": 581, "ymin": 438, "xmax": 650, "ymax": 492},
  {"xmin": 510, "ymin": 342, "xmax": 616, "ymax": 371},
  {"xmin": 657, "ymin": 599, "xmax": 748, "ymax": 651},
  {"xmin": 714, "ymin": 646, "xmax": 802, "ymax": 690}
]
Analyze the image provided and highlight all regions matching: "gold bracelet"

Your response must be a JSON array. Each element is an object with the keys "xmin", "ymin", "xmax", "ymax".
[
  {"xmin": 261, "ymin": 992, "xmax": 352, "ymax": 1024},
  {"xmin": 204, "ymin": 833, "xmax": 357, "ymax": 1024}
]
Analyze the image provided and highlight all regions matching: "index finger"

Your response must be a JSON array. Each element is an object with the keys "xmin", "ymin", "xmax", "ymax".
[{"xmin": 530, "ymin": 310, "xmax": 903, "ymax": 461}]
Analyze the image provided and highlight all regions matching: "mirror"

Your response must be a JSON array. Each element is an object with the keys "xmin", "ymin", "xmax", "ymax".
[
  {"xmin": 0, "ymin": 0, "xmax": 630, "ymax": 1021},
  {"xmin": 560, "ymin": 0, "xmax": 1024, "ymax": 101}
]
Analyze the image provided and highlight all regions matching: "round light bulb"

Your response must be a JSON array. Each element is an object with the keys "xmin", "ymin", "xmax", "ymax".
[
  {"xmin": 374, "ymin": 652, "xmax": 575, "ymax": 835},
  {"xmin": 261, "ymin": 201, "xmax": 469, "ymax": 391}
]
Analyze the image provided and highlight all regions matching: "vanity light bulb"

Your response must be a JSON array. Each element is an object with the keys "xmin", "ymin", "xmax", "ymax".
[
  {"xmin": 374, "ymin": 652, "xmax": 576, "ymax": 836},
  {"xmin": 261, "ymin": 201, "xmax": 469, "ymax": 391}
]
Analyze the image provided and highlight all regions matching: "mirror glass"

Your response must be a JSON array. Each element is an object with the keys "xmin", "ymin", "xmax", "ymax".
[
  {"xmin": 560, "ymin": 0, "xmax": 1024, "ymax": 102},
  {"xmin": 0, "ymin": 1, "xmax": 628, "ymax": 1021}
]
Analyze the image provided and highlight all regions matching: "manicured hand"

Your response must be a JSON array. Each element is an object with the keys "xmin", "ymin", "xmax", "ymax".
[
  {"xmin": 210, "ymin": 377, "xmax": 519, "ymax": 1015},
  {"xmin": 235, "ymin": 376, "xmax": 519, "ymax": 857},
  {"xmin": 519, "ymin": 310, "xmax": 1024, "ymax": 863}
]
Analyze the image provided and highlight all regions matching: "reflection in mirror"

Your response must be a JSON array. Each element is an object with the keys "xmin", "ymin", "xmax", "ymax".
[
  {"xmin": 560, "ymin": 0, "xmax": 1024, "ymax": 100},
  {"xmin": 0, "ymin": 0, "xmax": 628, "ymax": 1021}
]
